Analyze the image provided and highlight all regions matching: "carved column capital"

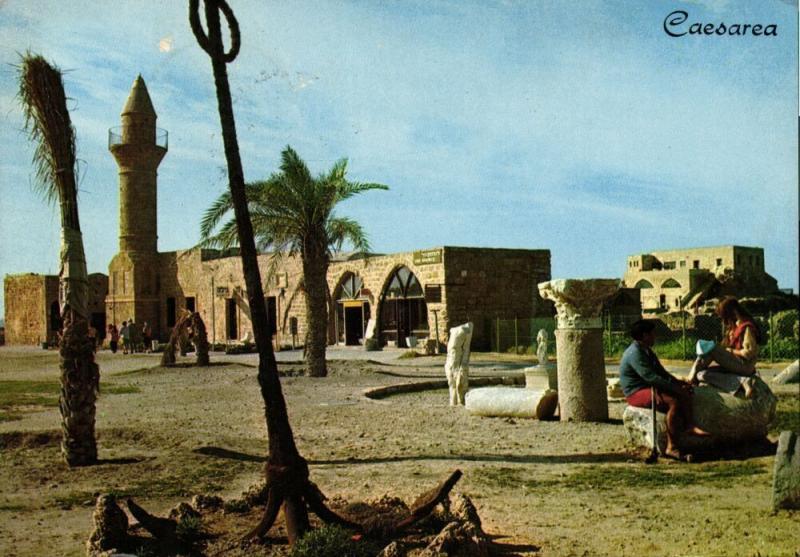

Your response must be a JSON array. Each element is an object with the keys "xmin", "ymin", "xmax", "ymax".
[{"xmin": 538, "ymin": 279, "xmax": 620, "ymax": 329}]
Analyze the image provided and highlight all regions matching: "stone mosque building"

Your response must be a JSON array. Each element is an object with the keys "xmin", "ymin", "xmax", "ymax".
[{"xmin": 3, "ymin": 76, "xmax": 553, "ymax": 349}]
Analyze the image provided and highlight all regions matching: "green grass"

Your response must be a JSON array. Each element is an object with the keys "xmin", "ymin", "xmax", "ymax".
[
  {"xmin": 770, "ymin": 393, "xmax": 800, "ymax": 436},
  {"xmin": 0, "ymin": 380, "xmax": 140, "ymax": 422},
  {"xmin": 477, "ymin": 461, "xmax": 767, "ymax": 492}
]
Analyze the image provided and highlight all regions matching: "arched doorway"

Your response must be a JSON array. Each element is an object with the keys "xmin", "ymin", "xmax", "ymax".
[
  {"xmin": 379, "ymin": 266, "xmax": 428, "ymax": 348},
  {"xmin": 334, "ymin": 273, "xmax": 370, "ymax": 345}
]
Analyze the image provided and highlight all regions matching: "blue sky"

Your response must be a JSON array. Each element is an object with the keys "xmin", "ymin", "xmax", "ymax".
[{"xmin": 0, "ymin": 0, "xmax": 797, "ymax": 317}]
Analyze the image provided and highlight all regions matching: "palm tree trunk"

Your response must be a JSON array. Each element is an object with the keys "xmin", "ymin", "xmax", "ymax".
[
  {"xmin": 303, "ymin": 253, "xmax": 329, "ymax": 378},
  {"xmin": 190, "ymin": 0, "xmax": 309, "ymax": 542},
  {"xmin": 19, "ymin": 54, "xmax": 98, "ymax": 467}
]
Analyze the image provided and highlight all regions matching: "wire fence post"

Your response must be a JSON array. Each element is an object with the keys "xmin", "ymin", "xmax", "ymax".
[
  {"xmin": 496, "ymin": 316, "xmax": 501, "ymax": 354},
  {"xmin": 681, "ymin": 301, "xmax": 686, "ymax": 360},
  {"xmin": 514, "ymin": 316, "xmax": 519, "ymax": 355},
  {"xmin": 769, "ymin": 310, "xmax": 775, "ymax": 364}
]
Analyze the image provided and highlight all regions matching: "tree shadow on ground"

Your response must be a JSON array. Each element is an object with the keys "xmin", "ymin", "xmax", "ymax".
[
  {"xmin": 193, "ymin": 445, "xmax": 636, "ymax": 466},
  {"xmin": 94, "ymin": 456, "xmax": 147, "ymax": 465},
  {"xmin": 487, "ymin": 534, "xmax": 541, "ymax": 555}
]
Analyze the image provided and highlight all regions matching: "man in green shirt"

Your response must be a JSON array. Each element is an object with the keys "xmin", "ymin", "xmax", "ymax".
[{"xmin": 620, "ymin": 320, "xmax": 708, "ymax": 459}]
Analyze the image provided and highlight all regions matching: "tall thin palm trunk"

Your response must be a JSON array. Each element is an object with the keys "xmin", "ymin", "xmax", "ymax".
[
  {"xmin": 19, "ymin": 54, "xmax": 98, "ymax": 466},
  {"xmin": 190, "ymin": 0, "xmax": 310, "ymax": 542}
]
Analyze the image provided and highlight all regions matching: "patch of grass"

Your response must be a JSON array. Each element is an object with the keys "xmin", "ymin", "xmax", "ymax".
[
  {"xmin": 0, "ymin": 411, "xmax": 23, "ymax": 423},
  {"xmin": 103, "ymin": 384, "xmax": 140, "ymax": 395},
  {"xmin": 290, "ymin": 524, "xmax": 378, "ymax": 557},
  {"xmin": 54, "ymin": 490, "xmax": 95, "ymax": 510},
  {"xmin": 0, "ymin": 380, "xmax": 139, "ymax": 416},
  {"xmin": 476, "ymin": 461, "xmax": 767, "ymax": 492},
  {"xmin": 0, "ymin": 503, "xmax": 28, "ymax": 512},
  {"xmin": 770, "ymin": 393, "xmax": 800, "ymax": 436},
  {"xmin": 397, "ymin": 350, "xmax": 421, "ymax": 359},
  {"xmin": 175, "ymin": 514, "xmax": 203, "ymax": 543}
]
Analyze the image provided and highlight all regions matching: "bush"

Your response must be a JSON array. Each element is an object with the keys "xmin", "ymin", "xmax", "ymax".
[
  {"xmin": 175, "ymin": 514, "xmax": 203, "ymax": 543},
  {"xmin": 771, "ymin": 310, "xmax": 799, "ymax": 341},
  {"xmin": 364, "ymin": 338, "xmax": 381, "ymax": 351},
  {"xmin": 290, "ymin": 525, "xmax": 377, "ymax": 557},
  {"xmin": 224, "ymin": 341, "xmax": 257, "ymax": 355}
]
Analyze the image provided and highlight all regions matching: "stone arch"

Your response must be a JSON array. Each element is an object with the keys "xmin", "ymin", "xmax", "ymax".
[
  {"xmin": 634, "ymin": 279, "xmax": 654, "ymax": 289},
  {"xmin": 376, "ymin": 264, "xmax": 429, "ymax": 348},
  {"xmin": 661, "ymin": 278, "xmax": 682, "ymax": 288}
]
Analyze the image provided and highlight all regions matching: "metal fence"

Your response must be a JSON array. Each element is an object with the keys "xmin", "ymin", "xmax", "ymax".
[{"xmin": 489, "ymin": 310, "xmax": 799, "ymax": 362}]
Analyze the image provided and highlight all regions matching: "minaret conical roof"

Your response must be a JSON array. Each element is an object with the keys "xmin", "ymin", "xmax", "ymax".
[{"xmin": 121, "ymin": 74, "xmax": 156, "ymax": 117}]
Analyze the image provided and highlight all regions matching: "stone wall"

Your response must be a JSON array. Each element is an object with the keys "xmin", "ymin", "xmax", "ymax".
[
  {"xmin": 137, "ymin": 246, "xmax": 551, "ymax": 350},
  {"xmin": 4, "ymin": 274, "xmax": 60, "ymax": 345},
  {"xmin": 443, "ymin": 247, "xmax": 552, "ymax": 349}
]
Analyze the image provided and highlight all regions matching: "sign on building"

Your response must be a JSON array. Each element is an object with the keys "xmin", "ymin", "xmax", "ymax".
[{"xmin": 413, "ymin": 249, "xmax": 442, "ymax": 266}]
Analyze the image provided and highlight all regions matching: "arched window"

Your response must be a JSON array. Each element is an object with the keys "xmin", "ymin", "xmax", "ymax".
[
  {"xmin": 379, "ymin": 266, "xmax": 428, "ymax": 347},
  {"xmin": 661, "ymin": 278, "xmax": 682, "ymax": 288},
  {"xmin": 334, "ymin": 273, "xmax": 370, "ymax": 346},
  {"xmin": 634, "ymin": 279, "xmax": 654, "ymax": 289}
]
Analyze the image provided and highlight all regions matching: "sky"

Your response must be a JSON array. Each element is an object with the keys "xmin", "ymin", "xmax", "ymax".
[{"xmin": 0, "ymin": 0, "xmax": 797, "ymax": 318}]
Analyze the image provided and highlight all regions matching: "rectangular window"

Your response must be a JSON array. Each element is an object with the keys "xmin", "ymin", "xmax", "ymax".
[
  {"xmin": 186, "ymin": 296, "xmax": 196, "ymax": 313},
  {"xmin": 663, "ymin": 261, "xmax": 676, "ymax": 270},
  {"xmin": 693, "ymin": 260, "xmax": 700, "ymax": 269},
  {"xmin": 166, "ymin": 297, "xmax": 176, "ymax": 327},
  {"xmin": 716, "ymin": 258, "xmax": 723, "ymax": 266},
  {"xmin": 679, "ymin": 260, "xmax": 686, "ymax": 268}
]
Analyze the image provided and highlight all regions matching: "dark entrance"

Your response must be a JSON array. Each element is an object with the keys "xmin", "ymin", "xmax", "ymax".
[
  {"xmin": 91, "ymin": 312, "xmax": 107, "ymax": 341},
  {"xmin": 379, "ymin": 266, "xmax": 428, "ymax": 348},
  {"xmin": 226, "ymin": 298, "xmax": 238, "ymax": 340},
  {"xmin": 265, "ymin": 296, "xmax": 277, "ymax": 336},
  {"xmin": 334, "ymin": 274, "xmax": 370, "ymax": 345}
]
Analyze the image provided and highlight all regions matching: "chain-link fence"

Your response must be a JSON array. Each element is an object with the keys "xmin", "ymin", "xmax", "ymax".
[
  {"xmin": 489, "ymin": 309, "xmax": 799, "ymax": 362},
  {"xmin": 487, "ymin": 316, "xmax": 557, "ymax": 355}
]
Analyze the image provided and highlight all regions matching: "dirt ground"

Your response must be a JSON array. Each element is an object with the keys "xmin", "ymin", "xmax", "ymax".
[{"xmin": 0, "ymin": 346, "xmax": 798, "ymax": 557}]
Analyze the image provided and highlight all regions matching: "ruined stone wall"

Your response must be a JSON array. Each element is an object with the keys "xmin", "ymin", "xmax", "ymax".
[
  {"xmin": 4, "ymin": 274, "xmax": 47, "ymax": 345},
  {"xmin": 443, "ymin": 247, "xmax": 552, "ymax": 350}
]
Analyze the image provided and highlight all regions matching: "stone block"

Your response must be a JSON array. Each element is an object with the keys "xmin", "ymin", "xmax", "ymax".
[
  {"xmin": 773, "ymin": 430, "xmax": 800, "ymax": 510},
  {"xmin": 623, "ymin": 377, "xmax": 777, "ymax": 452},
  {"xmin": 773, "ymin": 360, "xmax": 799, "ymax": 385},
  {"xmin": 465, "ymin": 387, "xmax": 558, "ymax": 419}
]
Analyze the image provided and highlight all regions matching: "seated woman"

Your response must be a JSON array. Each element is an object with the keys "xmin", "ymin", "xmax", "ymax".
[{"xmin": 687, "ymin": 297, "xmax": 760, "ymax": 397}]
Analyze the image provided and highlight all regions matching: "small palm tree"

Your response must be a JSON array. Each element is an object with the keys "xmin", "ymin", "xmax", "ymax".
[
  {"xmin": 18, "ymin": 53, "xmax": 99, "ymax": 466},
  {"xmin": 200, "ymin": 146, "xmax": 387, "ymax": 377}
]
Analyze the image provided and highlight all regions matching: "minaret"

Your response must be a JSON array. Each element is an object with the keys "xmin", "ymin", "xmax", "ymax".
[
  {"xmin": 106, "ymin": 76, "xmax": 167, "ymax": 336},
  {"xmin": 110, "ymin": 75, "xmax": 167, "ymax": 253}
]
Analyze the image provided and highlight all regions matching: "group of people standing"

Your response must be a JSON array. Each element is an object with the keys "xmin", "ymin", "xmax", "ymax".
[
  {"xmin": 619, "ymin": 296, "xmax": 761, "ymax": 460},
  {"xmin": 105, "ymin": 320, "xmax": 153, "ymax": 354}
]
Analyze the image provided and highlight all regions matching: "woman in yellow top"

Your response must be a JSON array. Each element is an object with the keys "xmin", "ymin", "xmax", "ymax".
[{"xmin": 688, "ymin": 296, "xmax": 761, "ymax": 397}]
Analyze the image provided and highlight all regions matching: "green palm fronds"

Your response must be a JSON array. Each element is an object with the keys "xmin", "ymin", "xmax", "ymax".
[{"xmin": 200, "ymin": 145, "xmax": 388, "ymax": 259}]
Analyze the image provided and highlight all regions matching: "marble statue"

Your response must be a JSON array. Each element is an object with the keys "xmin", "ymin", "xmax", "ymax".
[{"xmin": 445, "ymin": 322, "xmax": 473, "ymax": 406}]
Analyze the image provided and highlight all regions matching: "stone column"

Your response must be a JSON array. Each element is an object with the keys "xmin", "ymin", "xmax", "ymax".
[{"xmin": 538, "ymin": 279, "xmax": 619, "ymax": 422}]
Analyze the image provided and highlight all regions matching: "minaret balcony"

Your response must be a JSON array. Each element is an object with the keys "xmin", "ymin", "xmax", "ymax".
[{"xmin": 108, "ymin": 126, "xmax": 168, "ymax": 150}]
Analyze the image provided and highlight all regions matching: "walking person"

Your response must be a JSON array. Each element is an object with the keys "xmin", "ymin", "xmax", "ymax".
[
  {"xmin": 120, "ymin": 321, "xmax": 130, "ymax": 355},
  {"xmin": 107, "ymin": 323, "xmax": 119, "ymax": 354}
]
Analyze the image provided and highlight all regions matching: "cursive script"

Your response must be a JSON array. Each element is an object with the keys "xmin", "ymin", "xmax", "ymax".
[{"xmin": 664, "ymin": 10, "xmax": 777, "ymax": 37}]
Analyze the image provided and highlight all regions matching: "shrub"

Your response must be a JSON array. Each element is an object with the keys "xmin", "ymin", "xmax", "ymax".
[
  {"xmin": 398, "ymin": 350, "xmax": 420, "ymax": 359},
  {"xmin": 770, "ymin": 310, "xmax": 799, "ymax": 341},
  {"xmin": 175, "ymin": 514, "xmax": 203, "ymax": 543},
  {"xmin": 290, "ymin": 525, "xmax": 377, "ymax": 557},
  {"xmin": 364, "ymin": 338, "xmax": 381, "ymax": 351}
]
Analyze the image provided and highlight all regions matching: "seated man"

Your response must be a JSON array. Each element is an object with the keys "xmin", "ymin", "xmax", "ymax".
[{"xmin": 619, "ymin": 319, "xmax": 708, "ymax": 459}]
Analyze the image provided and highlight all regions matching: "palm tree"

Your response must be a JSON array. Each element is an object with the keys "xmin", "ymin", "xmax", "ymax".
[
  {"xmin": 200, "ymin": 146, "xmax": 388, "ymax": 377},
  {"xmin": 18, "ymin": 53, "xmax": 99, "ymax": 466}
]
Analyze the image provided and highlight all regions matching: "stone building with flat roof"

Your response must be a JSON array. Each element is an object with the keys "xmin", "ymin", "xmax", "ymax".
[{"xmin": 622, "ymin": 245, "xmax": 779, "ymax": 313}]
